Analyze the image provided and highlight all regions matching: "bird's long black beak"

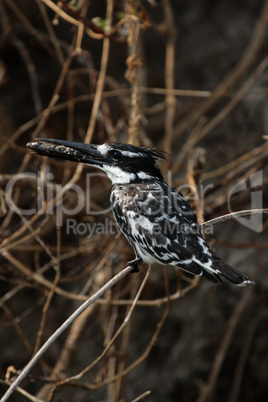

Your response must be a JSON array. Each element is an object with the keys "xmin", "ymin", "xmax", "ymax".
[{"xmin": 26, "ymin": 138, "xmax": 106, "ymax": 166}]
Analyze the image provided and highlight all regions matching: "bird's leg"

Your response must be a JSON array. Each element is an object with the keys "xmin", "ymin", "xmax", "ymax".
[{"xmin": 127, "ymin": 257, "xmax": 143, "ymax": 273}]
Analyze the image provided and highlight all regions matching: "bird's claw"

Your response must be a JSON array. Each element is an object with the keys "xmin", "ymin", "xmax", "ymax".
[{"xmin": 127, "ymin": 258, "xmax": 142, "ymax": 274}]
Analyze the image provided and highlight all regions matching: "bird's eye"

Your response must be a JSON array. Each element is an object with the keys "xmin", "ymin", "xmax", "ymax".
[{"xmin": 110, "ymin": 150, "xmax": 121, "ymax": 159}]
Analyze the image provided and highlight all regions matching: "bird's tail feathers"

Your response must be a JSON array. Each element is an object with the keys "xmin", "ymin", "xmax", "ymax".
[
  {"xmin": 211, "ymin": 255, "xmax": 254, "ymax": 286},
  {"xmin": 179, "ymin": 261, "xmax": 219, "ymax": 284}
]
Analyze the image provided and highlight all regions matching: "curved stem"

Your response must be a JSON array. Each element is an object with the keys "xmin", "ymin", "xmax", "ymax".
[{"xmin": 0, "ymin": 265, "xmax": 133, "ymax": 402}]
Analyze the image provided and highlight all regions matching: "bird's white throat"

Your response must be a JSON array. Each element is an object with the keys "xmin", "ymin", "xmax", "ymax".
[
  {"xmin": 84, "ymin": 164, "xmax": 135, "ymax": 184},
  {"xmin": 89, "ymin": 164, "xmax": 153, "ymax": 184}
]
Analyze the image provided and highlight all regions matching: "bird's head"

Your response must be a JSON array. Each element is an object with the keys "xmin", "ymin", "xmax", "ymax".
[{"xmin": 27, "ymin": 139, "xmax": 167, "ymax": 184}]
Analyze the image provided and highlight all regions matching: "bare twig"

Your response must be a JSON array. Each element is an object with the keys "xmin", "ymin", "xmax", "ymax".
[
  {"xmin": 131, "ymin": 390, "xmax": 152, "ymax": 402},
  {"xmin": 1, "ymin": 2, "xmax": 267, "ymax": 401},
  {"xmin": 162, "ymin": 0, "xmax": 177, "ymax": 157},
  {"xmin": 84, "ymin": 291, "xmax": 170, "ymax": 390},
  {"xmin": 12, "ymin": 38, "xmax": 42, "ymax": 115},
  {"xmin": 41, "ymin": 0, "xmax": 81, "ymax": 28},
  {"xmin": 197, "ymin": 287, "xmax": 253, "ymax": 402},
  {"xmin": 36, "ymin": 269, "xmax": 107, "ymax": 400},
  {"xmin": 73, "ymin": 0, "xmax": 89, "ymax": 55},
  {"xmin": 227, "ymin": 298, "xmax": 263, "ymax": 402},
  {"xmin": 49, "ymin": 266, "xmax": 151, "ymax": 396},
  {"xmin": 173, "ymin": 0, "xmax": 268, "ymax": 140},
  {"xmin": 0, "ymin": 265, "xmax": 134, "ymax": 402},
  {"xmin": 61, "ymin": 0, "xmax": 112, "ymax": 188},
  {"xmin": 31, "ymin": 44, "xmax": 74, "ymax": 139},
  {"xmin": 173, "ymin": 56, "xmax": 268, "ymax": 172},
  {"xmin": 0, "ymin": 379, "xmax": 42, "ymax": 402},
  {"xmin": 202, "ymin": 141, "xmax": 268, "ymax": 180},
  {"xmin": 36, "ymin": 0, "xmax": 65, "ymax": 64},
  {"xmin": 32, "ymin": 226, "xmax": 61, "ymax": 356},
  {"xmin": 201, "ymin": 209, "xmax": 268, "ymax": 229}
]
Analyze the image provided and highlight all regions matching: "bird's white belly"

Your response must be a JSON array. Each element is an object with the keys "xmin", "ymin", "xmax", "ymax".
[{"xmin": 134, "ymin": 242, "xmax": 164, "ymax": 265}]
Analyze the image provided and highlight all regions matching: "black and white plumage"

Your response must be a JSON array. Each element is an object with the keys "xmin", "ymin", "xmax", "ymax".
[{"xmin": 27, "ymin": 139, "xmax": 254, "ymax": 286}]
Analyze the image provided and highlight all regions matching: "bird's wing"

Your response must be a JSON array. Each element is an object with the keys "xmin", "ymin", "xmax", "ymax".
[
  {"xmin": 111, "ymin": 182, "xmax": 253, "ymax": 285},
  {"xmin": 122, "ymin": 183, "xmax": 212, "ymax": 266}
]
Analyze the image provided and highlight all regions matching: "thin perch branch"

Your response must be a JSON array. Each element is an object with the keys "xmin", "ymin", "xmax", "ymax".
[
  {"xmin": 0, "ymin": 265, "xmax": 133, "ymax": 402},
  {"xmin": 201, "ymin": 209, "xmax": 268, "ymax": 229}
]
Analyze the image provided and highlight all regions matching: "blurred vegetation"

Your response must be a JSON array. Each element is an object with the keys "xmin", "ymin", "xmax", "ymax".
[{"xmin": 0, "ymin": 0, "xmax": 268, "ymax": 401}]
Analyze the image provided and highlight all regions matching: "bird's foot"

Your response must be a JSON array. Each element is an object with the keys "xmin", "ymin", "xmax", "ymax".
[{"xmin": 127, "ymin": 258, "xmax": 143, "ymax": 274}]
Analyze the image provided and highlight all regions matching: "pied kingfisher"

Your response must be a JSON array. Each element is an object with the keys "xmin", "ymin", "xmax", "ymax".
[{"xmin": 27, "ymin": 139, "xmax": 254, "ymax": 286}]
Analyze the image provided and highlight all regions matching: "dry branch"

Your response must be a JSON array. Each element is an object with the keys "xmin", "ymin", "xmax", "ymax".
[
  {"xmin": 0, "ymin": 265, "xmax": 134, "ymax": 402},
  {"xmin": 0, "ymin": 1, "xmax": 267, "ymax": 401}
]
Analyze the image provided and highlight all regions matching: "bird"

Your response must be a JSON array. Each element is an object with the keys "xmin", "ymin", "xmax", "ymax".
[{"xmin": 27, "ymin": 138, "xmax": 254, "ymax": 286}]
